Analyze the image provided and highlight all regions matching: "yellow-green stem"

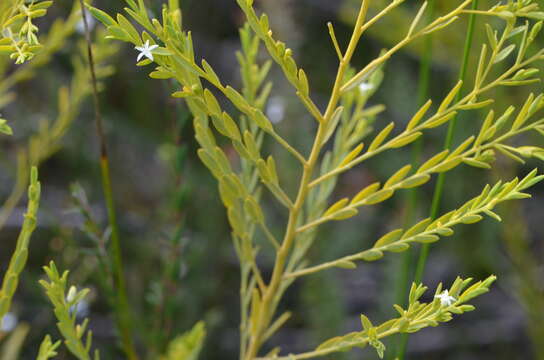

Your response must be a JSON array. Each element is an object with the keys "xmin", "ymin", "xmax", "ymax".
[{"xmin": 243, "ymin": 2, "xmax": 369, "ymax": 358}]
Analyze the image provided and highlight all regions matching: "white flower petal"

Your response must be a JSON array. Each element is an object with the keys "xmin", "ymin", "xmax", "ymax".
[
  {"xmin": 359, "ymin": 82, "xmax": 374, "ymax": 93},
  {"xmin": 1, "ymin": 313, "xmax": 17, "ymax": 332},
  {"xmin": 435, "ymin": 290, "xmax": 456, "ymax": 306}
]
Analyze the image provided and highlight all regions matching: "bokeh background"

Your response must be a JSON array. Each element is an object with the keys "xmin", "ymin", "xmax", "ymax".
[{"xmin": 0, "ymin": 0, "xmax": 543, "ymax": 359}]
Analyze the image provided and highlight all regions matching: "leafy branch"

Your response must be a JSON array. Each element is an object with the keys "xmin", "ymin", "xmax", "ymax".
[
  {"xmin": 296, "ymin": 94, "xmax": 544, "ymax": 233},
  {"xmin": 260, "ymin": 276, "xmax": 496, "ymax": 359},
  {"xmin": 286, "ymin": 170, "xmax": 543, "ymax": 278},
  {"xmin": 39, "ymin": 262, "xmax": 99, "ymax": 360},
  {"xmin": 85, "ymin": 0, "xmax": 544, "ymax": 358},
  {"xmin": 0, "ymin": 0, "xmax": 54, "ymax": 63},
  {"xmin": 36, "ymin": 335, "xmax": 61, "ymax": 360},
  {"xmin": 0, "ymin": 167, "xmax": 40, "ymax": 319}
]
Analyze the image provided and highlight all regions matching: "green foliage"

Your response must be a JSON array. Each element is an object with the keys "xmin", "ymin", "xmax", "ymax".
[
  {"xmin": 85, "ymin": 0, "xmax": 544, "ymax": 358},
  {"xmin": 308, "ymin": 276, "xmax": 496, "ymax": 360},
  {"xmin": 289, "ymin": 170, "xmax": 543, "ymax": 278},
  {"xmin": 0, "ymin": 0, "xmax": 54, "ymax": 64},
  {"xmin": 0, "ymin": 118, "xmax": 13, "ymax": 135},
  {"xmin": 39, "ymin": 262, "xmax": 99, "ymax": 360},
  {"xmin": 0, "ymin": 167, "xmax": 40, "ymax": 320},
  {"xmin": 0, "ymin": 3, "xmax": 115, "ymax": 236},
  {"xmin": 36, "ymin": 336, "xmax": 61, "ymax": 360},
  {"xmin": 160, "ymin": 321, "xmax": 206, "ymax": 360}
]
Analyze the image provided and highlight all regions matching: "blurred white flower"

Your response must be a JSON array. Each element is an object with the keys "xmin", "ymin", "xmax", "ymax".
[
  {"xmin": 1, "ymin": 313, "xmax": 17, "ymax": 332},
  {"xmin": 266, "ymin": 96, "xmax": 286, "ymax": 124},
  {"xmin": 435, "ymin": 290, "xmax": 456, "ymax": 306},
  {"xmin": 76, "ymin": 11, "xmax": 96, "ymax": 34},
  {"xmin": 135, "ymin": 40, "xmax": 158, "ymax": 62},
  {"xmin": 66, "ymin": 286, "xmax": 90, "ymax": 318},
  {"xmin": 358, "ymin": 82, "xmax": 374, "ymax": 94},
  {"xmin": 72, "ymin": 299, "xmax": 90, "ymax": 318}
]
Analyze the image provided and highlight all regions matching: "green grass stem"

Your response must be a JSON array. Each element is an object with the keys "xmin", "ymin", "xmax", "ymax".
[
  {"xmin": 395, "ymin": 1, "xmax": 436, "ymax": 358},
  {"xmin": 414, "ymin": 0, "xmax": 480, "ymax": 285},
  {"xmin": 397, "ymin": 2, "xmax": 479, "ymax": 358},
  {"xmin": 79, "ymin": 2, "xmax": 138, "ymax": 359}
]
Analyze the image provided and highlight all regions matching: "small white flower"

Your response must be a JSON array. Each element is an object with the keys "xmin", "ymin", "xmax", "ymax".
[
  {"xmin": 72, "ymin": 299, "xmax": 90, "ymax": 318},
  {"xmin": 358, "ymin": 82, "xmax": 374, "ymax": 93},
  {"xmin": 266, "ymin": 96, "xmax": 286, "ymax": 124},
  {"xmin": 435, "ymin": 289, "xmax": 456, "ymax": 307},
  {"xmin": 76, "ymin": 11, "xmax": 96, "ymax": 34},
  {"xmin": 66, "ymin": 285, "xmax": 78, "ymax": 303},
  {"xmin": 1, "ymin": 313, "xmax": 17, "ymax": 332},
  {"xmin": 135, "ymin": 40, "xmax": 159, "ymax": 62}
]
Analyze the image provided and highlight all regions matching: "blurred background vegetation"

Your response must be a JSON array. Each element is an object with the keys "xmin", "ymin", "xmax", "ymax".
[{"xmin": 0, "ymin": 0, "xmax": 542, "ymax": 359}]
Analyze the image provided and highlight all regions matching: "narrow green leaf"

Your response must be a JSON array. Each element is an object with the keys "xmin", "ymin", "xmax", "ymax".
[
  {"xmin": 352, "ymin": 182, "xmax": 381, "ymax": 204},
  {"xmin": 407, "ymin": 100, "xmax": 432, "ymax": 131},
  {"xmin": 493, "ymin": 44, "xmax": 516, "ymax": 64},
  {"xmin": 374, "ymin": 228, "xmax": 404, "ymax": 248},
  {"xmin": 360, "ymin": 250, "xmax": 384, "ymax": 261},
  {"xmin": 368, "ymin": 122, "xmax": 394, "ymax": 152},
  {"xmin": 335, "ymin": 261, "xmax": 357, "ymax": 269}
]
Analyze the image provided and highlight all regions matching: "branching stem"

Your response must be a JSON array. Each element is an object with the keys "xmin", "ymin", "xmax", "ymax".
[{"xmin": 243, "ymin": 2, "xmax": 370, "ymax": 358}]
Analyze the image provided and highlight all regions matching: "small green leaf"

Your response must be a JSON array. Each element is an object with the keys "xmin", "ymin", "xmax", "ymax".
[
  {"xmin": 374, "ymin": 228, "xmax": 403, "ymax": 248},
  {"xmin": 414, "ymin": 234, "xmax": 439, "ymax": 243},
  {"xmin": 432, "ymin": 158, "xmax": 463, "ymax": 173},
  {"xmin": 368, "ymin": 122, "xmax": 394, "ymax": 152},
  {"xmin": 364, "ymin": 189, "xmax": 394, "ymax": 205},
  {"xmin": 460, "ymin": 214, "xmax": 483, "ymax": 224},
  {"xmin": 360, "ymin": 249, "xmax": 384, "ymax": 261},
  {"xmin": 298, "ymin": 69, "xmax": 309, "ymax": 95},
  {"xmin": 493, "ymin": 44, "xmax": 516, "ymax": 64},
  {"xmin": 389, "ymin": 132, "xmax": 422, "ymax": 148},
  {"xmin": 425, "ymin": 112, "xmax": 457, "ymax": 129},
  {"xmin": 385, "ymin": 165, "xmax": 412, "ymax": 188},
  {"xmin": 385, "ymin": 242, "xmax": 410, "ymax": 253},
  {"xmin": 398, "ymin": 174, "xmax": 430, "ymax": 189},
  {"xmin": 463, "ymin": 158, "xmax": 491, "ymax": 169},
  {"xmin": 418, "ymin": 150, "xmax": 449, "ymax": 173},
  {"xmin": 86, "ymin": 5, "xmax": 117, "ymax": 27},
  {"xmin": 324, "ymin": 198, "xmax": 349, "ymax": 217},
  {"xmin": 402, "ymin": 218, "xmax": 432, "ymax": 239},
  {"xmin": 161, "ymin": 321, "xmax": 206, "ymax": 360},
  {"xmin": 438, "ymin": 80, "xmax": 462, "ymax": 113},
  {"xmin": 0, "ymin": 119, "xmax": 13, "ymax": 135},
  {"xmin": 335, "ymin": 261, "xmax": 357, "ymax": 269},
  {"xmin": 332, "ymin": 208, "xmax": 358, "ymax": 220},
  {"xmin": 407, "ymin": 100, "xmax": 432, "ymax": 130},
  {"xmin": 352, "ymin": 182, "xmax": 380, "ymax": 204},
  {"xmin": 340, "ymin": 144, "xmax": 364, "ymax": 167}
]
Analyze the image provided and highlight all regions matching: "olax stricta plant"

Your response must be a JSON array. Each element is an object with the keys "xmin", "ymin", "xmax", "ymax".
[
  {"xmin": 0, "ymin": 0, "xmax": 536, "ymax": 358},
  {"xmin": 80, "ymin": 0, "xmax": 544, "ymax": 358}
]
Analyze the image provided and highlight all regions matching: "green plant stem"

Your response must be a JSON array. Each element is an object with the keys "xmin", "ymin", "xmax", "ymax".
[
  {"xmin": 396, "ymin": 1, "xmax": 435, "ymax": 358},
  {"xmin": 243, "ymin": 2, "xmax": 370, "ymax": 358},
  {"xmin": 79, "ymin": 2, "xmax": 138, "ymax": 359},
  {"xmin": 413, "ymin": 0, "xmax": 480, "ymax": 293},
  {"xmin": 396, "ymin": 2, "xmax": 478, "ymax": 357}
]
